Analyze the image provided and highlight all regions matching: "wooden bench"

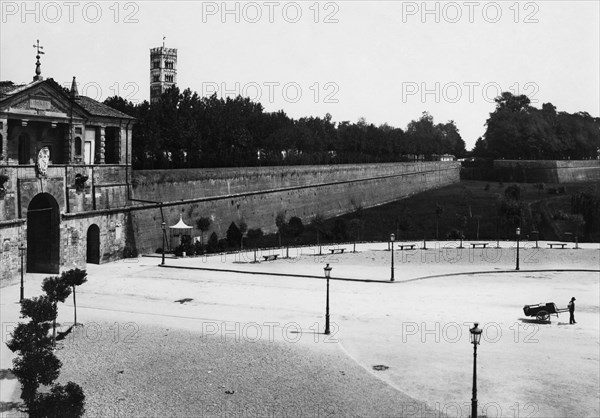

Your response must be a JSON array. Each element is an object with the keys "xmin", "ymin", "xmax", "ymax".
[
  {"xmin": 398, "ymin": 244, "xmax": 416, "ymax": 250},
  {"xmin": 329, "ymin": 248, "xmax": 345, "ymax": 254},
  {"xmin": 471, "ymin": 243, "xmax": 489, "ymax": 249},
  {"xmin": 548, "ymin": 243, "xmax": 567, "ymax": 249},
  {"xmin": 262, "ymin": 254, "xmax": 279, "ymax": 261}
]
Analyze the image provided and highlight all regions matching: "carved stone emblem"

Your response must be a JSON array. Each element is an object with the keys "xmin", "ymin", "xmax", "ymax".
[{"xmin": 36, "ymin": 147, "xmax": 50, "ymax": 177}]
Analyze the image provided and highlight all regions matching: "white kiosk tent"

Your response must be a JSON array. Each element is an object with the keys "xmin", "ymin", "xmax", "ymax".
[{"xmin": 169, "ymin": 214, "xmax": 193, "ymax": 251}]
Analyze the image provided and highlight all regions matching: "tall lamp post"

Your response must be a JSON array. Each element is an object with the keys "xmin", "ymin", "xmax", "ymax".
[
  {"xmin": 470, "ymin": 322, "xmax": 483, "ymax": 418},
  {"xmin": 161, "ymin": 222, "xmax": 166, "ymax": 266},
  {"xmin": 323, "ymin": 263, "xmax": 332, "ymax": 335},
  {"xmin": 515, "ymin": 227, "xmax": 520, "ymax": 271},
  {"xmin": 19, "ymin": 243, "xmax": 26, "ymax": 302},
  {"xmin": 390, "ymin": 233, "xmax": 395, "ymax": 282}
]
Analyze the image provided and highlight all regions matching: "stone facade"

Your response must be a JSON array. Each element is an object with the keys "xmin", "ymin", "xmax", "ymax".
[{"xmin": 0, "ymin": 77, "xmax": 134, "ymax": 283}]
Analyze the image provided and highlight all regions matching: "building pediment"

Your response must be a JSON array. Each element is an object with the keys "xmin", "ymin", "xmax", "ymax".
[{"xmin": 0, "ymin": 80, "xmax": 88, "ymax": 120}]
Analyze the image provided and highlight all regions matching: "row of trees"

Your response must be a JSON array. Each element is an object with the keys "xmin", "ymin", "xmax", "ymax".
[
  {"xmin": 473, "ymin": 93, "xmax": 600, "ymax": 160},
  {"xmin": 6, "ymin": 269, "xmax": 87, "ymax": 417},
  {"xmin": 169, "ymin": 211, "xmax": 368, "ymax": 257},
  {"xmin": 105, "ymin": 89, "xmax": 466, "ymax": 169}
]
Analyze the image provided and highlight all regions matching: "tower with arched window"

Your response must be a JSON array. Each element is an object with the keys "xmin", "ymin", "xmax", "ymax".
[{"xmin": 150, "ymin": 41, "xmax": 178, "ymax": 104}]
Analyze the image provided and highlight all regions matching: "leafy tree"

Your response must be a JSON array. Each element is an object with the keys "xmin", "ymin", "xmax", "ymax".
[
  {"xmin": 454, "ymin": 213, "xmax": 468, "ymax": 240},
  {"xmin": 239, "ymin": 221, "xmax": 248, "ymax": 250},
  {"xmin": 207, "ymin": 232, "xmax": 219, "ymax": 253},
  {"xmin": 275, "ymin": 212, "xmax": 287, "ymax": 247},
  {"xmin": 11, "ymin": 349, "xmax": 62, "ymax": 408},
  {"xmin": 499, "ymin": 195, "xmax": 526, "ymax": 232},
  {"xmin": 61, "ymin": 269, "xmax": 87, "ymax": 326},
  {"xmin": 6, "ymin": 297, "xmax": 60, "ymax": 409},
  {"xmin": 226, "ymin": 222, "xmax": 242, "ymax": 249},
  {"xmin": 41, "ymin": 276, "xmax": 72, "ymax": 346},
  {"xmin": 570, "ymin": 214, "xmax": 586, "ymax": 241},
  {"xmin": 246, "ymin": 228, "xmax": 263, "ymax": 248},
  {"xmin": 287, "ymin": 217, "xmax": 304, "ymax": 241},
  {"xmin": 311, "ymin": 214, "xmax": 325, "ymax": 253},
  {"xmin": 196, "ymin": 217, "xmax": 211, "ymax": 247},
  {"xmin": 19, "ymin": 296, "xmax": 56, "ymax": 325},
  {"xmin": 348, "ymin": 218, "xmax": 362, "ymax": 252},
  {"xmin": 480, "ymin": 92, "xmax": 599, "ymax": 159},
  {"xmin": 31, "ymin": 381, "xmax": 85, "ymax": 418},
  {"xmin": 110, "ymin": 84, "xmax": 481, "ymax": 169},
  {"xmin": 6, "ymin": 314, "xmax": 54, "ymax": 355}
]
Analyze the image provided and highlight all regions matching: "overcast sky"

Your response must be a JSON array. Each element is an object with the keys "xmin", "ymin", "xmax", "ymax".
[{"xmin": 1, "ymin": 1, "xmax": 598, "ymax": 149}]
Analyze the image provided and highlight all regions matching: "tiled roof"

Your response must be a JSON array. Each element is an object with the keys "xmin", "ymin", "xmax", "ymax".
[
  {"xmin": 0, "ymin": 81, "xmax": 17, "ymax": 97},
  {"xmin": 0, "ymin": 80, "xmax": 35, "ymax": 100},
  {"xmin": 0, "ymin": 79, "xmax": 134, "ymax": 120},
  {"xmin": 76, "ymin": 96, "xmax": 135, "ymax": 119}
]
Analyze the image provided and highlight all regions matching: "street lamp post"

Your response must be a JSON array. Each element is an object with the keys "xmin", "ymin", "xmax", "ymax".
[
  {"xmin": 390, "ymin": 233, "xmax": 395, "ymax": 282},
  {"xmin": 161, "ymin": 222, "xmax": 166, "ymax": 266},
  {"xmin": 515, "ymin": 227, "xmax": 521, "ymax": 271},
  {"xmin": 19, "ymin": 243, "xmax": 26, "ymax": 302},
  {"xmin": 323, "ymin": 263, "xmax": 332, "ymax": 335},
  {"xmin": 470, "ymin": 322, "xmax": 483, "ymax": 418}
]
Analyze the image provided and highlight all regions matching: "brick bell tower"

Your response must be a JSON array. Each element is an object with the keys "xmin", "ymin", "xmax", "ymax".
[{"xmin": 150, "ymin": 37, "xmax": 177, "ymax": 104}]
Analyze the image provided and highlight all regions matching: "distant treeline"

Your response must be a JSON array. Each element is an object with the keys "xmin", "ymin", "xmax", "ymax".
[
  {"xmin": 104, "ymin": 87, "xmax": 466, "ymax": 169},
  {"xmin": 472, "ymin": 93, "xmax": 600, "ymax": 160}
]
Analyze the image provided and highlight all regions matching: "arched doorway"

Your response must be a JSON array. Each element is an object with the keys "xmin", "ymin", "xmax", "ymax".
[
  {"xmin": 86, "ymin": 224, "xmax": 100, "ymax": 264},
  {"xmin": 27, "ymin": 193, "xmax": 60, "ymax": 273}
]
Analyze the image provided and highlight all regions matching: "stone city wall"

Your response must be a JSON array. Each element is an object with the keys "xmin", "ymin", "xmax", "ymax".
[
  {"xmin": 1, "ymin": 162, "xmax": 460, "ymax": 284},
  {"xmin": 129, "ymin": 162, "xmax": 460, "ymax": 254},
  {"xmin": 462, "ymin": 160, "xmax": 600, "ymax": 183}
]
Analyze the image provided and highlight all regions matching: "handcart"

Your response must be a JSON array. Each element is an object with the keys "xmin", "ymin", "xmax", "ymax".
[{"xmin": 523, "ymin": 302, "xmax": 569, "ymax": 322}]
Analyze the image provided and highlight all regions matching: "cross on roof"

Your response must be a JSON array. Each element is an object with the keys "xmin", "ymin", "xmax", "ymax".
[
  {"xmin": 33, "ymin": 39, "xmax": 44, "ymax": 56},
  {"xmin": 32, "ymin": 40, "xmax": 44, "ymax": 80}
]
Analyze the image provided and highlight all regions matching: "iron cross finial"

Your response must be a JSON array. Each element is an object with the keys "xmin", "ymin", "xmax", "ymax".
[{"xmin": 33, "ymin": 39, "xmax": 45, "ymax": 55}]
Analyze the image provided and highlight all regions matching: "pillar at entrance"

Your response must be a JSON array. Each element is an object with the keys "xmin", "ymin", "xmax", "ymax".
[
  {"xmin": 63, "ymin": 124, "xmax": 72, "ymax": 163},
  {"xmin": 126, "ymin": 126, "xmax": 133, "ymax": 165},
  {"xmin": 0, "ymin": 118, "xmax": 7, "ymax": 164},
  {"xmin": 116, "ymin": 128, "xmax": 123, "ymax": 164},
  {"xmin": 98, "ymin": 126, "xmax": 106, "ymax": 164}
]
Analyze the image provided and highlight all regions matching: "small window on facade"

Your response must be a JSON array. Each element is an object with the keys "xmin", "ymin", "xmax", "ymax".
[
  {"xmin": 165, "ymin": 74, "xmax": 173, "ymax": 83},
  {"xmin": 153, "ymin": 60, "xmax": 160, "ymax": 69},
  {"xmin": 75, "ymin": 137, "xmax": 82, "ymax": 156},
  {"xmin": 75, "ymin": 127, "xmax": 82, "ymax": 134},
  {"xmin": 165, "ymin": 61, "xmax": 173, "ymax": 69},
  {"xmin": 153, "ymin": 75, "xmax": 160, "ymax": 83}
]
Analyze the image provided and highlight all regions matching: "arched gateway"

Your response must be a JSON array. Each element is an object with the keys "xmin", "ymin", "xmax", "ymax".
[
  {"xmin": 27, "ymin": 193, "xmax": 60, "ymax": 273},
  {"xmin": 86, "ymin": 224, "xmax": 100, "ymax": 264}
]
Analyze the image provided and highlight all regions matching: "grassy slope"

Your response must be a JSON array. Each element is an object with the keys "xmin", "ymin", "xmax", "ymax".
[
  {"xmin": 256, "ymin": 181, "xmax": 598, "ymax": 247},
  {"xmin": 329, "ymin": 180, "xmax": 599, "ymax": 243}
]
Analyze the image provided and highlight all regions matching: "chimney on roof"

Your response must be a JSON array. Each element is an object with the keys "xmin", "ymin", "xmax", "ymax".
[{"xmin": 70, "ymin": 76, "xmax": 79, "ymax": 99}]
